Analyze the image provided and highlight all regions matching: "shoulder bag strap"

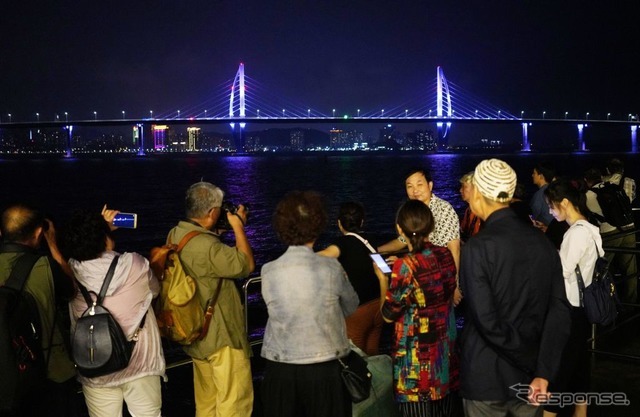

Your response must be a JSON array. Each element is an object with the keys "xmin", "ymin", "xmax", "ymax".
[
  {"xmin": 176, "ymin": 230, "xmax": 203, "ymax": 252},
  {"xmin": 198, "ymin": 278, "xmax": 224, "ymax": 341},
  {"xmin": 593, "ymin": 241, "xmax": 602, "ymax": 259},
  {"xmin": 574, "ymin": 264, "xmax": 586, "ymax": 308},
  {"xmin": 5, "ymin": 252, "xmax": 41, "ymax": 292},
  {"xmin": 131, "ymin": 311, "xmax": 147, "ymax": 342},
  {"xmin": 5, "ymin": 252, "xmax": 60, "ymax": 370},
  {"xmin": 76, "ymin": 282, "xmax": 95, "ymax": 308},
  {"xmin": 75, "ymin": 255, "xmax": 120, "ymax": 308},
  {"xmin": 345, "ymin": 232, "xmax": 376, "ymax": 253},
  {"xmin": 572, "ymin": 222, "xmax": 593, "ymax": 308},
  {"xmin": 96, "ymin": 255, "xmax": 120, "ymax": 305}
]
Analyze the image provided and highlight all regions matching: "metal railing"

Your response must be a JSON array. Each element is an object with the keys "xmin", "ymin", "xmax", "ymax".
[
  {"xmin": 242, "ymin": 276, "xmax": 264, "ymax": 348},
  {"xmin": 164, "ymin": 276, "xmax": 265, "ymax": 371},
  {"xmin": 588, "ymin": 218, "xmax": 640, "ymax": 362},
  {"xmin": 165, "ymin": 215, "xmax": 640, "ymax": 369}
]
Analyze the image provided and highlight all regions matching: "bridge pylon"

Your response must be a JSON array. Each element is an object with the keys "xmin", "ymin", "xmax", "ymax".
[
  {"xmin": 436, "ymin": 66, "xmax": 452, "ymax": 151},
  {"xmin": 229, "ymin": 63, "xmax": 247, "ymax": 150}
]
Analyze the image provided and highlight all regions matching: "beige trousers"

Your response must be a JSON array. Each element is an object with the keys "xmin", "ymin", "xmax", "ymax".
[{"xmin": 82, "ymin": 375, "xmax": 162, "ymax": 417}]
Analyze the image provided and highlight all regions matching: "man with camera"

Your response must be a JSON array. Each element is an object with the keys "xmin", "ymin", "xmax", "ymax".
[{"xmin": 166, "ymin": 182, "xmax": 255, "ymax": 417}]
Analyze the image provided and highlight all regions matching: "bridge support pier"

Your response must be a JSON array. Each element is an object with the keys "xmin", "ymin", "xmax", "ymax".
[
  {"xmin": 631, "ymin": 125, "xmax": 638, "ymax": 153},
  {"xmin": 577, "ymin": 124, "xmax": 586, "ymax": 151},
  {"xmin": 521, "ymin": 123, "xmax": 530, "ymax": 151},
  {"xmin": 137, "ymin": 124, "xmax": 146, "ymax": 156},
  {"xmin": 436, "ymin": 123, "xmax": 449, "ymax": 151},
  {"xmin": 65, "ymin": 125, "xmax": 73, "ymax": 157}
]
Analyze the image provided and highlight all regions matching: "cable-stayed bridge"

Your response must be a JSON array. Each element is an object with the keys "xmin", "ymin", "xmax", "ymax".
[
  {"xmin": 1, "ymin": 64, "xmax": 638, "ymax": 153},
  {"xmin": 156, "ymin": 64, "xmax": 522, "ymax": 122}
]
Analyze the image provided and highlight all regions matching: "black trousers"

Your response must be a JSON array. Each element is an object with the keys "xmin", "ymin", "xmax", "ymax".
[
  {"xmin": 544, "ymin": 306, "xmax": 590, "ymax": 414},
  {"xmin": 261, "ymin": 359, "xmax": 351, "ymax": 417}
]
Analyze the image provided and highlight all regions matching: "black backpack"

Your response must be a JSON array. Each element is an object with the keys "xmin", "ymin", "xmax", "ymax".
[
  {"xmin": 72, "ymin": 256, "xmax": 144, "ymax": 378},
  {"xmin": 575, "ymin": 247, "xmax": 621, "ymax": 326},
  {"xmin": 0, "ymin": 253, "xmax": 46, "ymax": 415},
  {"xmin": 592, "ymin": 181, "xmax": 635, "ymax": 229}
]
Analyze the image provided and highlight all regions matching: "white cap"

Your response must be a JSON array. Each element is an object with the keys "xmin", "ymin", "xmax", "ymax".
[{"xmin": 473, "ymin": 159, "xmax": 517, "ymax": 203}]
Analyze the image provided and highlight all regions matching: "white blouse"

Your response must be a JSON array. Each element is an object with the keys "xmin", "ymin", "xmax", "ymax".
[{"xmin": 559, "ymin": 220, "xmax": 604, "ymax": 307}]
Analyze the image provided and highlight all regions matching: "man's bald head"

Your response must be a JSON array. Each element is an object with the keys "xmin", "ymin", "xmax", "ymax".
[{"xmin": 0, "ymin": 204, "xmax": 44, "ymax": 244}]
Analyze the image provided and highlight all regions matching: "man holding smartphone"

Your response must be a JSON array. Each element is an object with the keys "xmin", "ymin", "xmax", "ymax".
[{"xmin": 166, "ymin": 181, "xmax": 255, "ymax": 417}]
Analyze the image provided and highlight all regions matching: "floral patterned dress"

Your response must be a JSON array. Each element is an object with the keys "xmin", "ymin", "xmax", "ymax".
[{"xmin": 381, "ymin": 243, "xmax": 459, "ymax": 403}]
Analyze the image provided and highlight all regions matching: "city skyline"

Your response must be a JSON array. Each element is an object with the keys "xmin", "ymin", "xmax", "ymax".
[
  {"xmin": 1, "ymin": 2, "xmax": 639, "ymax": 125},
  {"xmin": 2, "ymin": 119, "xmax": 632, "ymax": 154}
]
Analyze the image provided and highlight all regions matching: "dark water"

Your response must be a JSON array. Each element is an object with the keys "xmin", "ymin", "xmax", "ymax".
[{"xmin": 2, "ymin": 151, "xmax": 639, "ymax": 267}]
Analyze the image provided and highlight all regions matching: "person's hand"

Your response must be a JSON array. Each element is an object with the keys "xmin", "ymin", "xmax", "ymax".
[
  {"xmin": 372, "ymin": 262, "xmax": 388, "ymax": 282},
  {"xmin": 453, "ymin": 286, "xmax": 463, "ymax": 306},
  {"xmin": 531, "ymin": 218, "xmax": 548, "ymax": 233},
  {"xmin": 42, "ymin": 219, "xmax": 56, "ymax": 245},
  {"xmin": 227, "ymin": 204, "xmax": 248, "ymax": 229},
  {"xmin": 41, "ymin": 219, "xmax": 73, "ymax": 277},
  {"xmin": 101, "ymin": 204, "xmax": 120, "ymax": 231},
  {"xmin": 528, "ymin": 377, "xmax": 550, "ymax": 406}
]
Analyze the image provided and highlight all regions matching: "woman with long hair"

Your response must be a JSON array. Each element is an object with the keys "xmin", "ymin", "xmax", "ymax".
[
  {"xmin": 374, "ymin": 199, "xmax": 459, "ymax": 417},
  {"xmin": 544, "ymin": 178, "xmax": 602, "ymax": 417}
]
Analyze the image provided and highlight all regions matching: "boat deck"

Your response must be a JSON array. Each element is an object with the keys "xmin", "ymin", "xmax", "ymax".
[{"xmin": 75, "ymin": 310, "xmax": 640, "ymax": 417}]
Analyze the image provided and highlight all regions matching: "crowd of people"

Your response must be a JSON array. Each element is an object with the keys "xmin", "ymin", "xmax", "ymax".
[{"xmin": 0, "ymin": 156, "xmax": 636, "ymax": 417}]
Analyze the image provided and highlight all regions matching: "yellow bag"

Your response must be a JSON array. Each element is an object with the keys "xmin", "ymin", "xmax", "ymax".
[{"xmin": 150, "ymin": 231, "xmax": 208, "ymax": 345}]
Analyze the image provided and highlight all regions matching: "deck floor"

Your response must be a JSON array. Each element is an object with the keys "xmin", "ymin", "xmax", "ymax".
[{"xmin": 75, "ymin": 311, "xmax": 640, "ymax": 417}]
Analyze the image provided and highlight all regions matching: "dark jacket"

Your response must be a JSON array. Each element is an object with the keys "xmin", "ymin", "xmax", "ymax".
[{"xmin": 459, "ymin": 207, "xmax": 571, "ymax": 401}]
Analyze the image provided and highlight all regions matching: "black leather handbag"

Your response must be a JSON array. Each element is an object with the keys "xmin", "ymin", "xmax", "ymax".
[{"xmin": 338, "ymin": 350, "xmax": 372, "ymax": 403}]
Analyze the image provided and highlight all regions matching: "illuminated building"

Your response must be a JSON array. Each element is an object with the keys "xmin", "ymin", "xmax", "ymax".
[
  {"xmin": 329, "ymin": 129, "xmax": 360, "ymax": 149},
  {"xmin": 379, "ymin": 124, "xmax": 395, "ymax": 142},
  {"xmin": 152, "ymin": 125, "xmax": 169, "ymax": 150},
  {"xmin": 187, "ymin": 127, "xmax": 201, "ymax": 151},
  {"xmin": 405, "ymin": 129, "xmax": 437, "ymax": 151},
  {"xmin": 132, "ymin": 126, "xmax": 139, "ymax": 147},
  {"xmin": 290, "ymin": 129, "xmax": 304, "ymax": 150},
  {"xmin": 329, "ymin": 129, "xmax": 343, "ymax": 148}
]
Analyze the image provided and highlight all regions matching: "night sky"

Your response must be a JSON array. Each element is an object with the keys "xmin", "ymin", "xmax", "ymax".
[{"xmin": 1, "ymin": 1, "xmax": 639, "ymax": 124}]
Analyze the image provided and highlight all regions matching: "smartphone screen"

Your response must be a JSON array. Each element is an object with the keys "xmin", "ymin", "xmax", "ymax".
[
  {"xmin": 369, "ymin": 253, "xmax": 392, "ymax": 274},
  {"xmin": 112, "ymin": 212, "xmax": 137, "ymax": 229}
]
